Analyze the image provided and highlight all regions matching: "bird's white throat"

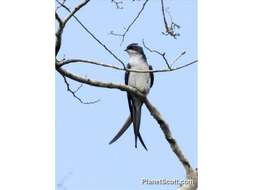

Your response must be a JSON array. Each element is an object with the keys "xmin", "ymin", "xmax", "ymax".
[{"xmin": 128, "ymin": 54, "xmax": 147, "ymax": 68}]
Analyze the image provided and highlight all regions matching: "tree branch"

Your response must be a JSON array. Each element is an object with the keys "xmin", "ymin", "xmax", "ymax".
[
  {"xmin": 63, "ymin": 0, "xmax": 91, "ymax": 25},
  {"xmin": 55, "ymin": 0, "xmax": 90, "ymax": 55},
  {"xmin": 56, "ymin": 58, "xmax": 197, "ymax": 73},
  {"xmin": 144, "ymin": 98, "xmax": 197, "ymax": 189},
  {"xmin": 56, "ymin": 0, "xmax": 66, "ymax": 10},
  {"xmin": 172, "ymin": 60, "xmax": 197, "ymax": 71},
  {"xmin": 111, "ymin": 0, "xmax": 124, "ymax": 9},
  {"xmin": 55, "ymin": 0, "xmax": 126, "ymax": 69},
  {"xmin": 171, "ymin": 51, "xmax": 186, "ymax": 67},
  {"xmin": 55, "ymin": 12, "xmax": 63, "ymax": 26},
  {"xmin": 161, "ymin": 0, "xmax": 180, "ymax": 38},
  {"xmin": 144, "ymin": 98, "xmax": 192, "ymax": 173},
  {"xmin": 61, "ymin": 74, "xmax": 100, "ymax": 104},
  {"xmin": 110, "ymin": 0, "xmax": 149, "ymax": 45},
  {"xmin": 142, "ymin": 39, "xmax": 193, "ymax": 72},
  {"xmin": 55, "ymin": 11, "xmax": 64, "ymax": 55},
  {"xmin": 56, "ymin": 66, "xmax": 146, "ymax": 99},
  {"xmin": 142, "ymin": 39, "xmax": 172, "ymax": 70}
]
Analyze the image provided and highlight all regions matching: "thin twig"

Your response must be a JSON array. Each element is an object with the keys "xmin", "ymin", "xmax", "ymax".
[
  {"xmin": 63, "ymin": 0, "xmax": 91, "ymax": 25},
  {"xmin": 111, "ymin": 0, "xmax": 124, "ymax": 9},
  {"xmin": 110, "ymin": 0, "xmax": 150, "ymax": 45},
  {"xmin": 171, "ymin": 60, "xmax": 197, "ymax": 71},
  {"xmin": 56, "ymin": 0, "xmax": 126, "ymax": 69},
  {"xmin": 142, "ymin": 39, "xmax": 171, "ymax": 70},
  {"xmin": 56, "ymin": 0, "xmax": 66, "ymax": 10},
  {"xmin": 142, "ymin": 39, "xmax": 190, "ymax": 71},
  {"xmin": 161, "ymin": 0, "xmax": 169, "ymax": 34},
  {"xmin": 161, "ymin": 0, "xmax": 180, "ymax": 38},
  {"xmin": 73, "ymin": 84, "xmax": 83, "ymax": 93},
  {"xmin": 171, "ymin": 51, "xmax": 186, "ymax": 67},
  {"xmin": 56, "ymin": 58, "xmax": 197, "ymax": 73},
  {"xmin": 62, "ymin": 74, "xmax": 100, "ymax": 104},
  {"xmin": 57, "ymin": 59, "xmax": 125, "ymax": 71}
]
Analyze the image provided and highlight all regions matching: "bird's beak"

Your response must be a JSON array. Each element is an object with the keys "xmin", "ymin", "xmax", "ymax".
[{"xmin": 124, "ymin": 49, "xmax": 127, "ymax": 52}]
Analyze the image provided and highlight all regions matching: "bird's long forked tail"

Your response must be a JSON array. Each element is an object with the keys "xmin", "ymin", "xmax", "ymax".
[
  {"xmin": 109, "ymin": 115, "xmax": 132, "ymax": 145},
  {"xmin": 109, "ymin": 114, "xmax": 148, "ymax": 151},
  {"xmin": 132, "ymin": 102, "xmax": 148, "ymax": 151},
  {"xmin": 137, "ymin": 132, "xmax": 148, "ymax": 151}
]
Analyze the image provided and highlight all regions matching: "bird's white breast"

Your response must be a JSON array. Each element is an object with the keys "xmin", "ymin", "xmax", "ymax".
[{"xmin": 128, "ymin": 55, "xmax": 151, "ymax": 94}]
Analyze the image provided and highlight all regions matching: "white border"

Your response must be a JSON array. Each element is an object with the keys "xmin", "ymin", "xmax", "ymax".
[
  {"xmin": 0, "ymin": 1, "xmax": 54, "ymax": 190},
  {"xmin": 199, "ymin": 0, "xmax": 253, "ymax": 189}
]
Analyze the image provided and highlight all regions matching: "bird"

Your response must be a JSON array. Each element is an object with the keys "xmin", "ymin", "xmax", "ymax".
[{"xmin": 109, "ymin": 43, "xmax": 154, "ymax": 150}]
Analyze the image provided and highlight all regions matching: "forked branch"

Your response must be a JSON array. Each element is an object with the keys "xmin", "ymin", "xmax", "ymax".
[
  {"xmin": 55, "ymin": 0, "xmax": 126, "ymax": 69},
  {"xmin": 56, "ymin": 57, "xmax": 197, "ymax": 73},
  {"xmin": 161, "ymin": 0, "xmax": 180, "ymax": 38},
  {"xmin": 110, "ymin": 0, "xmax": 150, "ymax": 45}
]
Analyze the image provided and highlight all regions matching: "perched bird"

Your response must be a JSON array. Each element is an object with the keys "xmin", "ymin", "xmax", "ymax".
[{"xmin": 109, "ymin": 43, "xmax": 154, "ymax": 150}]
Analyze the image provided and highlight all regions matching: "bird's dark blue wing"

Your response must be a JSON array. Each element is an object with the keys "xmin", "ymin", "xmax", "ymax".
[
  {"xmin": 125, "ymin": 63, "xmax": 131, "ymax": 85},
  {"xmin": 125, "ymin": 64, "xmax": 134, "ymax": 119},
  {"xmin": 149, "ymin": 65, "xmax": 154, "ymax": 88}
]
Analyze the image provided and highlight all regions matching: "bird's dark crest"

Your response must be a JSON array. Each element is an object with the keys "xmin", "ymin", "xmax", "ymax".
[
  {"xmin": 126, "ymin": 43, "xmax": 142, "ymax": 53},
  {"xmin": 126, "ymin": 43, "xmax": 146, "ymax": 60},
  {"xmin": 127, "ymin": 43, "xmax": 139, "ymax": 48}
]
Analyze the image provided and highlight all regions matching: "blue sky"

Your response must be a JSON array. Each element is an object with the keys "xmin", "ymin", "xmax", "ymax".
[{"xmin": 56, "ymin": 0, "xmax": 197, "ymax": 190}]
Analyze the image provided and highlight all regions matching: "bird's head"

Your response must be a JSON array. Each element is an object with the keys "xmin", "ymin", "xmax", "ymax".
[{"xmin": 125, "ymin": 43, "xmax": 145, "ymax": 57}]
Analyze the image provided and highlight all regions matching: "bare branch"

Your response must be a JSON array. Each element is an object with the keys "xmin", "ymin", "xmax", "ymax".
[
  {"xmin": 55, "ymin": 12, "xmax": 64, "ymax": 55},
  {"xmin": 56, "ymin": 66, "xmax": 146, "ymax": 99},
  {"xmin": 109, "ymin": 30, "xmax": 124, "ymax": 37},
  {"xmin": 57, "ymin": 59, "xmax": 125, "ymax": 71},
  {"xmin": 111, "ymin": 0, "xmax": 124, "ymax": 9},
  {"xmin": 161, "ymin": 0, "xmax": 180, "ymax": 38},
  {"xmin": 142, "ymin": 39, "xmax": 171, "ymax": 70},
  {"xmin": 144, "ymin": 98, "xmax": 198, "ymax": 189},
  {"xmin": 55, "ymin": 12, "xmax": 63, "ymax": 26},
  {"xmin": 56, "ymin": 0, "xmax": 67, "ymax": 11},
  {"xmin": 61, "ymin": 74, "xmax": 100, "ymax": 104},
  {"xmin": 73, "ymin": 84, "xmax": 83, "ymax": 94},
  {"xmin": 171, "ymin": 51, "xmax": 186, "ymax": 67},
  {"xmin": 110, "ymin": 0, "xmax": 150, "ymax": 45},
  {"xmin": 142, "ymin": 39, "xmax": 193, "ymax": 72},
  {"xmin": 56, "ymin": 0, "xmax": 70, "ymax": 12},
  {"xmin": 172, "ymin": 60, "xmax": 197, "ymax": 71},
  {"xmin": 144, "ymin": 98, "xmax": 193, "ymax": 174},
  {"xmin": 161, "ymin": 0, "xmax": 169, "ymax": 34},
  {"xmin": 63, "ymin": 0, "xmax": 90, "ymax": 25},
  {"xmin": 56, "ymin": 58, "xmax": 197, "ymax": 73},
  {"xmin": 56, "ymin": 0, "xmax": 126, "ymax": 69}
]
